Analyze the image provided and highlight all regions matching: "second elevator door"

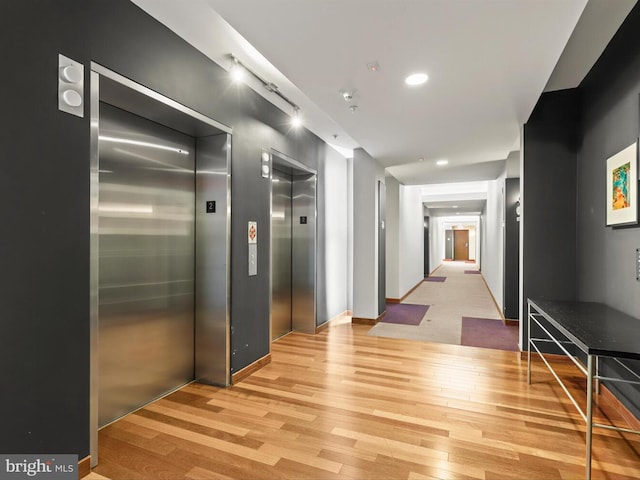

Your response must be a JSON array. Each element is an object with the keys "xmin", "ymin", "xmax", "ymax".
[{"xmin": 272, "ymin": 170, "xmax": 293, "ymax": 340}]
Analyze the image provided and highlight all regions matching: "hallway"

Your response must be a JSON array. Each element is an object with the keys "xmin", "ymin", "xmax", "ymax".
[
  {"xmin": 91, "ymin": 318, "xmax": 640, "ymax": 479},
  {"xmin": 370, "ymin": 262, "xmax": 518, "ymax": 351}
]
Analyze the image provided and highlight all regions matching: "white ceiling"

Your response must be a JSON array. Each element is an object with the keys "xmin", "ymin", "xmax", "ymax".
[{"xmin": 132, "ymin": 0, "xmax": 634, "ymax": 190}]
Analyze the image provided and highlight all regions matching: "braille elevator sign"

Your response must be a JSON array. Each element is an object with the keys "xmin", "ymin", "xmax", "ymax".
[
  {"xmin": 206, "ymin": 201, "xmax": 216, "ymax": 213},
  {"xmin": 300, "ymin": 216, "xmax": 307, "ymax": 224}
]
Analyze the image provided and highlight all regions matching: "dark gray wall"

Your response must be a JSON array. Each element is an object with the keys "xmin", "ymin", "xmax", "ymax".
[
  {"xmin": 503, "ymin": 177, "xmax": 520, "ymax": 319},
  {"xmin": 1, "ymin": 0, "xmax": 91, "ymax": 457},
  {"xmin": 423, "ymin": 217, "xmax": 430, "ymax": 277},
  {"xmin": 577, "ymin": 2, "xmax": 640, "ymax": 417},
  {"xmin": 522, "ymin": 89, "xmax": 579, "ymax": 346},
  {"xmin": 0, "ymin": 0, "xmax": 328, "ymax": 458},
  {"xmin": 524, "ymin": 3, "xmax": 640, "ymax": 418},
  {"xmin": 578, "ymin": 3, "xmax": 640, "ymax": 317}
]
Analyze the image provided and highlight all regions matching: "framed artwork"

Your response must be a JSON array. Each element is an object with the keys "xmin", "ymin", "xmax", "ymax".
[{"xmin": 606, "ymin": 141, "xmax": 638, "ymax": 226}]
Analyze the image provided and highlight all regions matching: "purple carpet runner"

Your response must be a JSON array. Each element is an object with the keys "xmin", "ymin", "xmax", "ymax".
[
  {"xmin": 381, "ymin": 303, "xmax": 430, "ymax": 326},
  {"xmin": 460, "ymin": 317, "xmax": 518, "ymax": 351}
]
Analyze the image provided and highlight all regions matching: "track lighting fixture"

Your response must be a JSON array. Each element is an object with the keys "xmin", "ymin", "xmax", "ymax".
[
  {"xmin": 291, "ymin": 108, "xmax": 302, "ymax": 128},
  {"xmin": 228, "ymin": 54, "xmax": 301, "ymax": 126},
  {"xmin": 229, "ymin": 58, "xmax": 245, "ymax": 83}
]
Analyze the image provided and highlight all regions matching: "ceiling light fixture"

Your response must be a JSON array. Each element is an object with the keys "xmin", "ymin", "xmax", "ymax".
[
  {"xmin": 228, "ymin": 54, "xmax": 301, "ymax": 123},
  {"xmin": 291, "ymin": 108, "xmax": 302, "ymax": 128},
  {"xmin": 405, "ymin": 72, "xmax": 428, "ymax": 86},
  {"xmin": 436, "ymin": 159, "xmax": 449, "ymax": 166},
  {"xmin": 367, "ymin": 61, "xmax": 381, "ymax": 73},
  {"xmin": 341, "ymin": 90, "xmax": 354, "ymax": 101},
  {"xmin": 229, "ymin": 58, "xmax": 245, "ymax": 83}
]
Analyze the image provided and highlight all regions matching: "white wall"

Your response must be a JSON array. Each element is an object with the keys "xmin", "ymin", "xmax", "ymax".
[
  {"xmin": 481, "ymin": 173, "xmax": 506, "ymax": 312},
  {"xmin": 386, "ymin": 179, "xmax": 423, "ymax": 299},
  {"xmin": 506, "ymin": 150, "xmax": 521, "ymax": 178},
  {"xmin": 352, "ymin": 148, "xmax": 384, "ymax": 320},
  {"xmin": 430, "ymin": 216, "xmax": 446, "ymax": 274},
  {"xmin": 398, "ymin": 185, "xmax": 424, "ymax": 295},
  {"xmin": 468, "ymin": 228, "xmax": 477, "ymax": 260},
  {"xmin": 317, "ymin": 146, "xmax": 349, "ymax": 323}
]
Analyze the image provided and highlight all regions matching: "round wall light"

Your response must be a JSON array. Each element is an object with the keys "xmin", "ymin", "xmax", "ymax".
[{"xmin": 62, "ymin": 89, "xmax": 82, "ymax": 107}]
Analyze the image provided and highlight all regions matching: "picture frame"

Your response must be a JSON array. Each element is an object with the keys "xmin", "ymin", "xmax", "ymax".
[{"xmin": 606, "ymin": 141, "xmax": 638, "ymax": 227}]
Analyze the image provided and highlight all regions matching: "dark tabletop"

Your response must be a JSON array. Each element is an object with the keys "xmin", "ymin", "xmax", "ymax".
[{"xmin": 528, "ymin": 298, "xmax": 640, "ymax": 359}]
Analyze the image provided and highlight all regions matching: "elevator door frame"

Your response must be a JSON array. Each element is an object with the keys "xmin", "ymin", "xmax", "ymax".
[
  {"xmin": 268, "ymin": 149, "xmax": 317, "ymax": 341},
  {"xmin": 89, "ymin": 63, "xmax": 232, "ymax": 467}
]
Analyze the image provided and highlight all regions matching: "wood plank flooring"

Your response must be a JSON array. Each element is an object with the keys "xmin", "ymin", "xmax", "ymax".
[{"xmin": 93, "ymin": 318, "xmax": 640, "ymax": 479}]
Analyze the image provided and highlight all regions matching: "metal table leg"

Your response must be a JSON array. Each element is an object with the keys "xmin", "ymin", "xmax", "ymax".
[
  {"xmin": 527, "ymin": 303, "xmax": 532, "ymax": 385},
  {"xmin": 585, "ymin": 355, "xmax": 594, "ymax": 480}
]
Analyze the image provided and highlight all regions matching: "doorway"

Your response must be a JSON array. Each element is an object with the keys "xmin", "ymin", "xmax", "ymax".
[
  {"xmin": 454, "ymin": 230, "xmax": 469, "ymax": 261},
  {"xmin": 271, "ymin": 169, "xmax": 293, "ymax": 340},
  {"xmin": 269, "ymin": 152, "xmax": 317, "ymax": 340},
  {"xmin": 90, "ymin": 65, "xmax": 231, "ymax": 466},
  {"xmin": 423, "ymin": 217, "xmax": 430, "ymax": 275}
]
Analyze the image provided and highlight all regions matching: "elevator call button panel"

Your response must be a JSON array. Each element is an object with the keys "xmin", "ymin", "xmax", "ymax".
[{"xmin": 248, "ymin": 221, "xmax": 257, "ymax": 276}]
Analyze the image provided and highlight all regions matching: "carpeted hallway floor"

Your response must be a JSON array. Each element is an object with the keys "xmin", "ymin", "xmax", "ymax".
[{"xmin": 368, "ymin": 261, "xmax": 519, "ymax": 351}]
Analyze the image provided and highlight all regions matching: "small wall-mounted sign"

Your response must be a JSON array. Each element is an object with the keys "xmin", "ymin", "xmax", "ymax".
[
  {"xmin": 300, "ymin": 216, "xmax": 307, "ymax": 225},
  {"xmin": 248, "ymin": 221, "xmax": 257, "ymax": 244},
  {"xmin": 206, "ymin": 201, "xmax": 216, "ymax": 213}
]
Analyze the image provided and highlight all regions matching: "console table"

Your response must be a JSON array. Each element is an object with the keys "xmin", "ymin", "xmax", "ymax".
[{"xmin": 527, "ymin": 298, "xmax": 640, "ymax": 480}]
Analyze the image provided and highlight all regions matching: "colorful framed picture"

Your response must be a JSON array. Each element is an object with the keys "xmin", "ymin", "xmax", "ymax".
[{"xmin": 606, "ymin": 142, "xmax": 638, "ymax": 226}]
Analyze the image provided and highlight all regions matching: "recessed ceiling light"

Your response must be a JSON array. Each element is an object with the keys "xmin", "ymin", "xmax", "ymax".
[
  {"xmin": 405, "ymin": 72, "xmax": 428, "ymax": 86},
  {"xmin": 436, "ymin": 159, "xmax": 448, "ymax": 166},
  {"xmin": 367, "ymin": 61, "xmax": 381, "ymax": 73},
  {"xmin": 452, "ymin": 205, "xmax": 459, "ymax": 208}
]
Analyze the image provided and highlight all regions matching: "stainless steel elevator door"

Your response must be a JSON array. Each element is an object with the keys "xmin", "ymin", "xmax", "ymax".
[
  {"xmin": 271, "ymin": 170, "xmax": 292, "ymax": 340},
  {"xmin": 98, "ymin": 103, "xmax": 196, "ymax": 427}
]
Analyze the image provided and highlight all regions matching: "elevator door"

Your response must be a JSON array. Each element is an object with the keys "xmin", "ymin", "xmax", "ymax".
[
  {"xmin": 271, "ymin": 169, "xmax": 293, "ymax": 340},
  {"xmin": 98, "ymin": 103, "xmax": 195, "ymax": 427}
]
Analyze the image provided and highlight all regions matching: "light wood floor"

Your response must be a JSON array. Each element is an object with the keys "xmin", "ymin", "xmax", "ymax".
[{"xmin": 92, "ymin": 317, "xmax": 640, "ymax": 479}]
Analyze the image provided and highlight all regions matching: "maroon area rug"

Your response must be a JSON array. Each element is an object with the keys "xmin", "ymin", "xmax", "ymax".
[
  {"xmin": 381, "ymin": 303, "xmax": 430, "ymax": 326},
  {"xmin": 424, "ymin": 276, "xmax": 446, "ymax": 282},
  {"xmin": 464, "ymin": 270, "xmax": 481, "ymax": 274},
  {"xmin": 461, "ymin": 317, "xmax": 519, "ymax": 351}
]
